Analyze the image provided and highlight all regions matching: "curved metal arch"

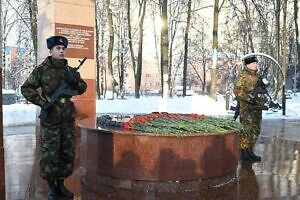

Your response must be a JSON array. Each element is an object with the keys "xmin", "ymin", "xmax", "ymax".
[
  {"xmin": 242, "ymin": 53, "xmax": 284, "ymax": 86},
  {"xmin": 242, "ymin": 53, "xmax": 286, "ymax": 115}
]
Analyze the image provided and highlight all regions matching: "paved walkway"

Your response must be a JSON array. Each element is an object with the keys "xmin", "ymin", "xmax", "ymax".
[{"xmin": 3, "ymin": 118, "xmax": 300, "ymax": 199}]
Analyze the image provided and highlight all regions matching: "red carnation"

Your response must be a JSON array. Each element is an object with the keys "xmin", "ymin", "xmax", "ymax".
[{"xmin": 123, "ymin": 122, "xmax": 132, "ymax": 130}]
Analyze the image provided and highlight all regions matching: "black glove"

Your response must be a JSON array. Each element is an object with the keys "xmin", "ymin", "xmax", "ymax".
[
  {"xmin": 248, "ymin": 97, "xmax": 257, "ymax": 105},
  {"xmin": 247, "ymin": 96, "xmax": 257, "ymax": 111},
  {"xmin": 65, "ymin": 68, "xmax": 80, "ymax": 84},
  {"xmin": 262, "ymin": 105, "xmax": 269, "ymax": 110},
  {"xmin": 42, "ymin": 101, "xmax": 54, "ymax": 111}
]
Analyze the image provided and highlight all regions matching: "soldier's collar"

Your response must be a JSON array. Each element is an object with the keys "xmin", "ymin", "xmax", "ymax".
[
  {"xmin": 50, "ymin": 56, "xmax": 67, "ymax": 68},
  {"xmin": 245, "ymin": 67, "xmax": 257, "ymax": 74}
]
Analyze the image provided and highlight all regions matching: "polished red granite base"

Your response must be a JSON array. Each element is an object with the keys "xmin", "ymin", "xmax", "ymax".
[
  {"xmin": 79, "ymin": 117, "xmax": 239, "ymax": 182},
  {"xmin": 4, "ymin": 118, "xmax": 300, "ymax": 199},
  {"xmin": 81, "ymin": 172, "xmax": 238, "ymax": 199}
]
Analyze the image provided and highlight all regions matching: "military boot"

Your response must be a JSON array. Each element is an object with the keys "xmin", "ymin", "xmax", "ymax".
[
  {"xmin": 56, "ymin": 179, "xmax": 74, "ymax": 198},
  {"xmin": 240, "ymin": 149, "xmax": 253, "ymax": 161},
  {"xmin": 248, "ymin": 149, "xmax": 261, "ymax": 162},
  {"xmin": 48, "ymin": 181, "xmax": 58, "ymax": 200}
]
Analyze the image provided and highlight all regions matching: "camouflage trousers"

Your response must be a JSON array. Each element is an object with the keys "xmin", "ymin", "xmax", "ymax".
[
  {"xmin": 40, "ymin": 121, "xmax": 76, "ymax": 181},
  {"xmin": 239, "ymin": 109, "xmax": 262, "ymax": 150}
]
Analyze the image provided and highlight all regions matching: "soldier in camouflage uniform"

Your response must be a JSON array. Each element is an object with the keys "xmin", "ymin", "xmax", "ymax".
[
  {"xmin": 234, "ymin": 55, "xmax": 264, "ymax": 162},
  {"xmin": 21, "ymin": 36, "xmax": 87, "ymax": 200}
]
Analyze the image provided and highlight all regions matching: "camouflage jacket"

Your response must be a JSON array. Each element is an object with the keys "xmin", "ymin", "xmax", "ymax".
[
  {"xmin": 234, "ymin": 68, "xmax": 263, "ymax": 110},
  {"xmin": 21, "ymin": 56, "xmax": 87, "ymax": 123}
]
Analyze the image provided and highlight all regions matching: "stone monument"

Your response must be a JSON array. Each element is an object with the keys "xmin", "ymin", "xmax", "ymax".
[{"xmin": 38, "ymin": 0, "xmax": 96, "ymax": 123}]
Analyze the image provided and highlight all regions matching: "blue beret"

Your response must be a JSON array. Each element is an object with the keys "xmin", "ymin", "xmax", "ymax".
[
  {"xmin": 46, "ymin": 36, "xmax": 68, "ymax": 49},
  {"xmin": 244, "ymin": 55, "xmax": 258, "ymax": 65}
]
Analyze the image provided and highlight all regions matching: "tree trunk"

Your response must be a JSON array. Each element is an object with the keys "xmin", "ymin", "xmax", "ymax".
[
  {"xmin": 274, "ymin": 0, "xmax": 282, "ymax": 110},
  {"xmin": 294, "ymin": 0, "xmax": 300, "ymax": 90},
  {"xmin": 135, "ymin": 0, "xmax": 147, "ymax": 98},
  {"xmin": 275, "ymin": 0, "xmax": 280, "ymax": 62},
  {"xmin": 210, "ymin": 0, "xmax": 219, "ymax": 100},
  {"xmin": 95, "ymin": 0, "xmax": 101, "ymax": 99},
  {"xmin": 167, "ymin": 2, "xmax": 180, "ymax": 97},
  {"xmin": 242, "ymin": 0, "xmax": 254, "ymax": 52},
  {"xmin": 160, "ymin": 0, "xmax": 169, "ymax": 98},
  {"xmin": 150, "ymin": 10, "xmax": 161, "ymax": 94},
  {"xmin": 106, "ymin": 0, "xmax": 117, "ymax": 99},
  {"xmin": 120, "ymin": 31, "xmax": 125, "ymax": 99},
  {"xmin": 200, "ymin": 26, "xmax": 207, "ymax": 93},
  {"xmin": 203, "ymin": 60, "xmax": 207, "ymax": 93},
  {"xmin": 282, "ymin": 0, "xmax": 287, "ymax": 115},
  {"xmin": 183, "ymin": 0, "xmax": 192, "ymax": 97},
  {"xmin": 101, "ymin": 10, "xmax": 106, "ymax": 99},
  {"xmin": 27, "ymin": 0, "xmax": 38, "ymax": 64},
  {"xmin": 0, "ymin": 0, "xmax": 5, "ymax": 196},
  {"xmin": 168, "ymin": 37, "xmax": 173, "ymax": 97},
  {"xmin": 168, "ymin": 18, "xmax": 179, "ymax": 97},
  {"xmin": 116, "ymin": 10, "xmax": 126, "ymax": 99},
  {"xmin": 0, "ymin": 0, "xmax": 2, "ymax": 70},
  {"xmin": 127, "ymin": 0, "xmax": 137, "ymax": 96}
]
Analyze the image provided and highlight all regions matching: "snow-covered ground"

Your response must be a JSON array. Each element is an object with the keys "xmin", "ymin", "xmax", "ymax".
[{"xmin": 3, "ymin": 93, "xmax": 300, "ymax": 127}]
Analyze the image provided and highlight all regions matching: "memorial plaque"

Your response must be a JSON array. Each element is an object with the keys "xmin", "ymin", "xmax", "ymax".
[{"xmin": 55, "ymin": 23, "xmax": 94, "ymax": 59}]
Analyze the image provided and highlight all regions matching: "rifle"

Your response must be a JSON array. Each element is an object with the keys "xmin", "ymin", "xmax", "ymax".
[
  {"xmin": 232, "ymin": 101, "xmax": 240, "ymax": 121},
  {"xmin": 232, "ymin": 64, "xmax": 281, "ymax": 120},
  {"xmin": 248, "ymin": 64, "xmax": 272, "ymax": 111},
  {"xmin": 39, "ymin": 57, "xmax": 87, "ymax": 122}
]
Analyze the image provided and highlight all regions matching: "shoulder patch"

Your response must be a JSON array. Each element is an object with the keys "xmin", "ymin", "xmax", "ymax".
[{"xmin": 28, "ymin": 72, "xmax": 37, "ymax": 82}]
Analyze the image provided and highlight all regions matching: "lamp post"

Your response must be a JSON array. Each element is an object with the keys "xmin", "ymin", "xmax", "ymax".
[{"xmin": 293, "ymin": 64, "xmax": 297, "ymax": 92}]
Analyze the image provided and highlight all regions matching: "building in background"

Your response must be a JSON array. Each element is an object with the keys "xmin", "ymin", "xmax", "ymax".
[{"xmin": 2, "ymin": 46, "xmax": 33, "ymax": 93}]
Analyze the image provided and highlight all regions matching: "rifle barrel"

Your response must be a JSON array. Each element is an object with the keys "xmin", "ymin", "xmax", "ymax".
[{"xmin": 76, "ymin": 57, "xmax": 87, "ymax": 70}]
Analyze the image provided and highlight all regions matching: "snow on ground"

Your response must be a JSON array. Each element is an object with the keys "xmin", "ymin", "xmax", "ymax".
[
  {"xmin": 2, "ymin": 93, "xmax": 300, "ymax": 127},
  {"xmin": 3, "ymin": 103, "xmax": 38, "ymax": 127},
  {"xmin": 96, "ymin": 95, "xmax": 228, "ymax": 116}
]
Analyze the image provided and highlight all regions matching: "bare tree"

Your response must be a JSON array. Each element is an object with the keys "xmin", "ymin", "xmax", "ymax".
[
  {"xmin": 127, "ymin": 0, "xmax": 136, "ymax": 95},
  {"xmin": 0, "ymin": 0, "xmax": 4, "ymax": 196},
  {"xmin": 0, "ymin": 0, "xmax": 5, "ymax": 195},
  {"xmin": 2, "ymin": 1, "xmax": 18, "ymax": 88},
  {"xmin": 294, "ymin": 0, "xmax": 300, "ymax": 90},
  {"xmin": 0, "ymin": 0, "xmax": 38, "ymax": 90},
  {"xmin": 95, "ymin": 0, "xmax": 102, "ymax": 99},
  {"xmin": 114, "ymin": 2, "xmax": 130, "ymax": 99},
  {"xmin": 226, "ymin": 1, "xmax": 262, "ymax": 54},
  {"xmin": 166, "ymin": 1, "xmax": 185, "ymax": 97},
  {"xmin": 160, "ymin": 0, "xmax": 169, "ymax": 98},
  {"xmin": 274, "ymin": 0, "xmax": 281, "ymax": 61},
  {"xmin": 95, "ymin": 0, "xmax": 109, "ymax": 99},
  {"xmin": 0, "ymin": 0, "xmax": 5, "ymax": 97},
  {"xmin": 241, "ymin": 0, "xmax": 255, "ymax": 52},
  {"xmin": 135, "ymin": 0, "xmax": 147, "ymax": 98},
  {"xmin": 26, "ymin": 0, "xmax": 37, "ymax": 64},
  {"xmin": 190, "ymin": 22, "xmax": 210, "ymax": 93},
  {"xmin": 127, "ymin": 0, "xmax": 147, "ymax": 98},
  {"xmin": 210, "ymin": 0, "xmax": 222, "ymax": 100},
  {"xmin": 106, "ymin": 0, "xmax": 118, "ymax": 99},
  {"xmin": 150, "ymin": 3, "xmax": 161, "ymax": 92},
  {"xmin": 282, "ymin": 0, "xmax": 288, "ymax": 115},
  {"xmin": 0, "ymin": 0, "xmax": 2, "ymax": 72},
  {"xmin": 182, "ymin": 0, "xmax": 192, "ymax": 97}
]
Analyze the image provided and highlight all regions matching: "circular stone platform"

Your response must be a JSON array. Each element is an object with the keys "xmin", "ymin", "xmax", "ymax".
[{"xmin": 79, "ymin": 116, "xmax": 239, "ymax": 182}]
